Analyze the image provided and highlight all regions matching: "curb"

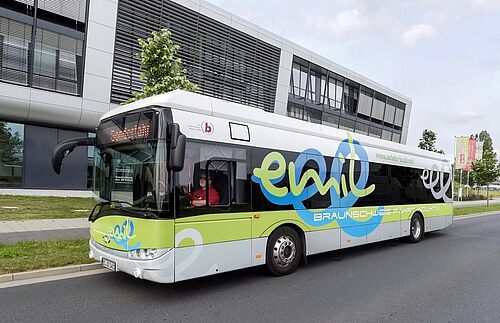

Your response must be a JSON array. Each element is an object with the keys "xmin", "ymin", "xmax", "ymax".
[{"xmin": 0, "ymin": 263, "xmax": 101, "ymax": 283}]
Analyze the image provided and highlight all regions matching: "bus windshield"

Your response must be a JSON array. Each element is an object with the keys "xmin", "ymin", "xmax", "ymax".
[{"xmin": 93, "ymin": 140, "xmax": 170, "ymax": 218}]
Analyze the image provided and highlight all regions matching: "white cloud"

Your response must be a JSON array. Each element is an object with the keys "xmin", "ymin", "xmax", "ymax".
[
  {"xmin": 401, "ymin": 23, "xmax": 438, "ymax": 47},
  {"xmin": 459, "ymin": 110, "xmax": 485, "ymax": 118},
  {"xmin": 435, "ymin": 109, "xmax": 487, "ymax": 126},
  {"xmin": 470, "ymin": 0, "xmax": 500, "ymax": 9},
  {"xmin": 307, "ymin": 9, "xmax": 362, "ymax": 33}
]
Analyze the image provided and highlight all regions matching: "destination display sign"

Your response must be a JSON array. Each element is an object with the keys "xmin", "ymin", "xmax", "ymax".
[
  {"xmin": 96, "ymin": 110, "xmax": 157, "ymax": 146},
  {"xmin": 110, "ymin": 123, "xmax": 151, "ymax": 143}
]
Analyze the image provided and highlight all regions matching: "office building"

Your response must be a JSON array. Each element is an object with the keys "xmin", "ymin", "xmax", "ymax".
[{"xmin": 0, "ymin": 0, "xmax": 412, "ymax": 189}]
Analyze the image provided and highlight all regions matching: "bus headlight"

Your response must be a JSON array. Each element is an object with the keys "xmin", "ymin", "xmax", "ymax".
[{"xmin": 128, "ymin": 248, "xmax": 169, "ymax": 260}]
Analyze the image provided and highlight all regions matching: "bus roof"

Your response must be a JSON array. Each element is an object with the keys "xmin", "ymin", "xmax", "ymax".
[{"xmin": 101, "ymin": 90, "xmax": 449, "ymax": 165}]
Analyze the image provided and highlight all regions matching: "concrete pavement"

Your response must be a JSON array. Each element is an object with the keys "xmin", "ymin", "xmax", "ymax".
[
  {"xmin": 453, "ymin": 198, "xmax": 500, "ymax": 207},
  {"xmin": 0, "ymin": 218, "xmax": 89, "ymax": 243},
  {"xmin": 0, "ymin": 189, "xmax": 92, "ymax": 198}
]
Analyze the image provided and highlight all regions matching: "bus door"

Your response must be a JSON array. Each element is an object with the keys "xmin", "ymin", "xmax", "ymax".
[{"xmin": 174, "ymin": 142, "xmax": 252, "ymax": 281}]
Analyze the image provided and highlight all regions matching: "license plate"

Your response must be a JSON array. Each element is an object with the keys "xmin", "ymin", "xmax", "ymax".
[{"xmin": 101, "ymin": 257, "xmax": 116, "ymax": 272}]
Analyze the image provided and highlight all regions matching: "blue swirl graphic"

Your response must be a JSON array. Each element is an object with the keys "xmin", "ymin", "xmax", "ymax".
[
  {"xmin": 110, "ymin": 219, "xmax": 141, "ymax": 250},
  {"xmin": 252, "ymin": 138, "xmax": 384, "ymax": 237}
]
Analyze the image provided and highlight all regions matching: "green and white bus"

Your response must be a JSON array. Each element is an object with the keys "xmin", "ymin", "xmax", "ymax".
[{"xmin": 53, "ymin": 90, "xmax": 453, "ymax": 283}]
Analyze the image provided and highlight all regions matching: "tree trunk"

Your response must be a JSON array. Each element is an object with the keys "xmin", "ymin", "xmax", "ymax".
[{"xmin": 487, "ymin": 184, "xmax": 490, "ymax": 207}]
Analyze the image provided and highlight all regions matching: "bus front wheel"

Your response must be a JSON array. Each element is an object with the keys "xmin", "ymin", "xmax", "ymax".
[
  {"xmin": 266, "ymin": 226, "xmax": 302, "ymax": 276},
  {"xmin": 409, "ymin": 213, "xmax": 424, "ymax": 243}
]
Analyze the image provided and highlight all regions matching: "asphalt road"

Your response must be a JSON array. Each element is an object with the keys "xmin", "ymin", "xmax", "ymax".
[{"xmin": 2, "ymin": 214, "xmax": 500, "ymax": 322}]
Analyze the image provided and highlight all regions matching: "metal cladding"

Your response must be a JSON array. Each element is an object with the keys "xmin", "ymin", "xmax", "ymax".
[{"xmin": 112, "ymin": 0, "xmax": 281, "ymax": 113}]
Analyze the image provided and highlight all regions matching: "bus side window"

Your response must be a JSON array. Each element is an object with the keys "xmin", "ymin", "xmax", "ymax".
[
  {"xmin": 177, "ymin": 141, "xmax": 251, "ymax": 215},
  {"xmin": 234, "ymin": 160, "xmax": 249, "ymax": 206},
  {"xmin": 207, "ymin": 159, "xmax": 250, "ymax": 208},
  {"xmin": 207, "ymin": 160, "xmax": 231, "ymax": 207}
]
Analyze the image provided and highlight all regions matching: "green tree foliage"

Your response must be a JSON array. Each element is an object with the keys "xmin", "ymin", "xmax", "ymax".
[
  {"xmin": 472, "ymin": 131, "xmax": 500, "ymax": 186},
  {"xmin": 0, "ymin": 122, "xmax": 23, "ymax": 165},
  {"xmin": 126, "ymin": 29, "xmax": 197, "ymax": 103},
  {"xmin": 418, "ymin": 129, "xmax": 445, "ymax": 154}
]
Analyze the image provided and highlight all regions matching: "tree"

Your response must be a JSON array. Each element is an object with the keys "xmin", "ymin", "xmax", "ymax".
[
  {"xmin": 418, "ymin": 129, "xmax": 444, "ymax": 154},
  {"xmin": 471, "ymin": 130, "xmax": 500, "ymax": 206},
  {"xmin": 126, "ymin": 29, "xmax": 197, "ymax": 103},
  {"xmin": 0, "ymin": 122, "xmax": 23, "ymax": 165}
]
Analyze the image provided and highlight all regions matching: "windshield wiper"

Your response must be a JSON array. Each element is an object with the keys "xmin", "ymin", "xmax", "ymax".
[{"xmin": 89, "ymin": 200, "xmax": 159, "ymax": 222}]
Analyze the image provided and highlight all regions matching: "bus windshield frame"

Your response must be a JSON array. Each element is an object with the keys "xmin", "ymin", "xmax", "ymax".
[{"xmin": 92, "ymin": 108, "xmax": 173, "ymax": 219}]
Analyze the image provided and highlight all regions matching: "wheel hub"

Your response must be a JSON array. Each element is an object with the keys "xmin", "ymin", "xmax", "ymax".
[
  {"xmin": 272, "ymin": 235, "xmax": 297, "ymax": 268},
  {"xmin": 411, "ymin": 218, "xmax": 421, "ymax": 239}
]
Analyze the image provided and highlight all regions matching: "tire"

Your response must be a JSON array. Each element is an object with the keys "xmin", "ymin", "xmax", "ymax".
[
  {"xmin": 409, "ymin": 213, "xmax": 424, "ymax": 243},
  {"xmin": 266, "ymin": 226, "xmax": 302, "ymax": 276}
]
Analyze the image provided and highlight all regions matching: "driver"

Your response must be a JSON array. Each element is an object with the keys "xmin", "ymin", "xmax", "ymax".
[{"xmin": 189, "ymin": 173, "xmax": 220, "ymax": 207}]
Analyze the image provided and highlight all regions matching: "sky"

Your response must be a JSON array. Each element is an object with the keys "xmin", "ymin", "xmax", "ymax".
[{"xmin": 206, "ymin": 0, "xmax": 500, "ymax": 155}]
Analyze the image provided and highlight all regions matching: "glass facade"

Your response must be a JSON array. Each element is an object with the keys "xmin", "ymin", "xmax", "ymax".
[
  {"xmin": 0, "ymin": 17, "xmax": 31, "ymax": 85},
  {"xmin": 0, "ymin": 1, "xmax": 86, "ymax": 96},
  {"xmin": 0, "ymin": 120, "xmax": 92, "ymax": 189},
  {"xmin": 288, "ymin": 56, "xmax": 405, "ymax": 143},
  {"xmin": 32, "ymin": 27, "xmax": 83, "ymax": 94},
  {"xmin": 0, "ymin": 121, "xmax": 24, "ymax": 187}
]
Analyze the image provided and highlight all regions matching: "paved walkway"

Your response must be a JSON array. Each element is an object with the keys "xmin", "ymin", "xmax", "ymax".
[
  {"xmin": 0, "ymin": 189, "xmax": 92, "ymax": 198},
  {"xmin": 0, "ymin": 218, "xmax": 89, "ymax": 244},
  {"xmin": 454, "ymin": 198, "xmax": 500, "ymax": 207}
]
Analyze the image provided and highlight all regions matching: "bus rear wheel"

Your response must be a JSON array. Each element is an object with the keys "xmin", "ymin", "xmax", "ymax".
[
  {"xmin": 409, "ymin": 213, "xmax": 424, "ymax": 243},
  {"xmin": 266, "ymin": 227, "xmax": 301, "ymax": 276}
]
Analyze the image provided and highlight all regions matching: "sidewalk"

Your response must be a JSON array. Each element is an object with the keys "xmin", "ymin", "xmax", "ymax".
[
  {"xmin": 0, "ymin": 189, "xmax": 92, "ymax": 198},
  {"xmin": 0, "ymin": 218, "xmax": 89, "ymax": 244},
  {"xmin": 453, "ymin": 198, "xmax": 500, "ymax": 207}
]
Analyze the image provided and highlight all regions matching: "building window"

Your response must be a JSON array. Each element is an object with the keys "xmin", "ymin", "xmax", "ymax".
[
  {"xmin": 0, "ymin": 1, "xmax": 86, "ymax": 95},
  {"xmin": 322, "ymin": 112, "xmax": 339, "ymax": 128},
  {"xmin": 357, "ymin": 88, "xmax": 373, "ymax": 120},
  {"xmin": 33, "ymin": 28, "xmax": 83, "ymax": 95},
  {"xmin": 291, "ymin": 63, "xmax": 300, "ymax": 96},
  {"xmin": 343, "ymin": 83, "xmax": 358, "ymax": 115},
  {"xmin": 384, "ymin": 98, "xmax": 397, "ymax": 124},
  {"xmin": 287, "ymin": 102, "xmax": 304, "ymax": 120},
  {"xmin": 0, "ymin": 17, "xmax": 30, "ymax": 85},
  {"xmin": 382, "ymin": 129, "xmax": 392, "ymax": 141},
  {"xmin": 392, "ymin": 132, "xmax": 401, "ymax": 143},
  {"xmin": 304, "ymin": 107, "xmax": 321, "ymax": 124},
  {"xmin": 371, "ymin": 92, "xmax": 386, "ymax": 122},
  {"xmin": 287, "ymin": 57, "xmax": 409, "ymax": 144},
  {"xmin": 326, "ymin": 76, "xmax": 343, "ymax": 110},
  {"xmin": 339, "ymin": 117, "xmax": 355, "ymax": 131},
  {"xmin": 355, "ymin": 121, "xmax": 369, "ymax": 135},
  {"xmin": 369, "ymin": 126, "xmax": 382, "ymax": 139},
  {"xmin": 0, "ymin": 121, "xmax": 24, "ymax": 187},
  {"xmin": 394, "ymin": 102, "xmax": 405, "ymax": 128}
]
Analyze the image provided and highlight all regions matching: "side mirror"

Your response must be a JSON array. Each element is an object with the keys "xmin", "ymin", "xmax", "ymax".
[
  {"xmin": 168, "ymin": 123, "xmax": 185, "ymax": 172},
  {"xmin": 170, "ymin": 134, "xmax": 186, "ymax": 172},
  {"xmin": 169, "ymin": 123, "xmax": 181, "ymax": 149},
  {"xmin": 52, "ymin": 137, "xmax": 96, "ymax": 174}
]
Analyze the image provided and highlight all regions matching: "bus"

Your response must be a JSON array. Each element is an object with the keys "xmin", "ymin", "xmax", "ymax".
[{"xmin": 52, "ymin": 90, "xmax": 453, "ymax": 283}]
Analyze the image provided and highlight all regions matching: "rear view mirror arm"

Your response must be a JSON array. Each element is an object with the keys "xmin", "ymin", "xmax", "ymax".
[{"xmin": 52, "ymin": 137, "xmax": 96, "ymax": 174}]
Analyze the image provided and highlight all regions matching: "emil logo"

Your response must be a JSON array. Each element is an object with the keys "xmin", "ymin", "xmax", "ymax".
[{"xmin": 201, "ymin": 121, "xmax": 214, "ymax": 135}]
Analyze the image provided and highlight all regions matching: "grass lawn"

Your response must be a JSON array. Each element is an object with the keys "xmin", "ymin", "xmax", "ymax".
[
  {"xmin": 0, "ymin": 238, "xmax": 94, "ymax": 275},
  {"xmin": 0, "ymin": 195, "xmax": 94, "ymax": 221},
  {"xmin": 454, "ymin": 204, "xmax": 500, "ymax": 217}
]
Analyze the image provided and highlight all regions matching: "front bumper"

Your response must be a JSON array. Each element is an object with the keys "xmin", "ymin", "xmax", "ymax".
[{"xmin": 89, "ymin": 239, "xmax": 175, "ymax": 283}]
